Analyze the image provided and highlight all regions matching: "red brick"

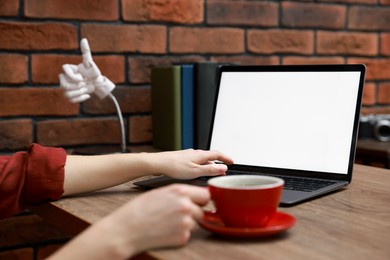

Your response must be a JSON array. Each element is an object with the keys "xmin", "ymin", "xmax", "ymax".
[
  {"xmin": 0, "ymin": 22, "xmax": 77, "ymax": 50},
  {"xmin": 378, "ymin": 82, "xmax": 390, "ymax": 104},
  {"xmin": 282, "ymin": 2, "xmax": 346, "ymax": 29},
  {"xmin": 31, "ymin": 55, "xmax": 79, "ymax": 85},
  {"xmin": 0, "ymin": 0, "xmax": 19, "ymax": 16},
  {"xmin": 247, "ymin": 29, "xmax": 314, "ymax": 54},
  {"xmin": 318, "ymin": 0, "xmax": 377, "ymax": 4},
  {"xmin": 317, "ymin": 31, "xmax": 378, "ymax": 56},
  {"xmin": 83, "ymin": 86, "xmax": 151, "ymax": 114},
  {"xmin": 380, "ymin": 33, "xmax": 390, "ymax": 56},
  {"xmin": 282, "ymin": 56, "xmax": 345, "ymax": 65},
  {"xmin": 362, "ymin": 82, "xmax": 376, "ymax": 106},
  {"xmin": 0, "ymin": 88, "xmax": 79, "ymax": 116},
  {"xmin": 348, "ymin": 58, "xmax": 390, "ymax": 80},
  {"xmin": 128, "ymin": 56, "xmax": 204, "ymax": 84},
  {"xmin": 94, "ymin": 56, "xmax": 126, "ymax": 84},
  {"xmin": 0, "ymin": 248, "xmax": 33, "ymax": 259},
  {"xmin": 381, "ymin": 0, "xmax": 390, "ymax": 4},
  {"xmin": 348, "ymin": 6, "xmax": 390, "ymax": 30},
  {"xmin": 122, "ymin": 0, "xmax": 203, "ymax": 23},
  {"xmin": 37, "ymin": 118, "xmax": 122, "ymax": 146},
  {"xmin": 210, "ymin": 56, "xmax": 279, "ymax": 65},
  {"xmin": 207, "ymin": 1, "xmax": 278, "ymax": 26},
  {"xmin": 81, "ymin": 24, "xmax": 166, "ymax": 53},
  {"xmin": 0, "ymin": 54, "xmax": 28, "ymax": 84},
  {"xmin": 129, "ymin": 115, "xmax": 152, "ymax": 143},
  {"xmin": 170, "ymin": 27, "xmax": 244, "ymax": 54},
  {"xmin": 25, "ymin": 0, "xmax": 118, "ymax": 20},
  {"xmin": 0, "ymin": 214, "xmax": 69, "ymax": 248},
  {"xmin": 31, "ymin": 55, "xmax": 125, "ymax": 84},
  {"xmin": 0, "ymin": 119, "xmax": 32, "ymax": 150},
  {"xmin": 361, "ymin": 106, "xmax": 390, "ymax": 114}
]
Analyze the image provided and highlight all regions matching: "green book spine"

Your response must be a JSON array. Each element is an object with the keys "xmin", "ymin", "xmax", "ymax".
[
  {"xmin": 195, "ymin": 62, "xmax": 219, "ymax": 150},
  {"xmin": 151, "ymin": 66, "xmax": 182, "ymax": 151}
]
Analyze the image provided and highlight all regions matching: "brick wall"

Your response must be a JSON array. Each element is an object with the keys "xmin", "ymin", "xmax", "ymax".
[
  {"xmin": 0, "ymin": 0, "xmax": 389, "ymax": 258},
  {"xmin": 0, "ymin": 212, "xmax": 71, "ymax": 259},
  {"xmin": 0, "ymin": 0, "xmax": 389, "ymax": 154}
]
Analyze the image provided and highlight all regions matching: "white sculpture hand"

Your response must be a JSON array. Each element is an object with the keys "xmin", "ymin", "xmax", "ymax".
[{"xmin": 59, "ymin": 38, "xmax": 115, "ymax": 103}]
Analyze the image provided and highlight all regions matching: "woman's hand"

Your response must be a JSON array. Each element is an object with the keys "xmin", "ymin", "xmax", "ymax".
[
  {"xmin": 149, "ymin": 149, "xmax": 234, "ymax": 179},
  {"xmin": 50, "ymin": 184, "xmax": 210, "ymax": 259},
  {"xmin": 109, "ymin": 184, "xmax": 210, "ymax": 255}
]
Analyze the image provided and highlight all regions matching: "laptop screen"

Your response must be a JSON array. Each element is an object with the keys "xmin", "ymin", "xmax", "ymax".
[{"xmin": 209, "ymin": 65, "xmax": 365, "ymax": 176}]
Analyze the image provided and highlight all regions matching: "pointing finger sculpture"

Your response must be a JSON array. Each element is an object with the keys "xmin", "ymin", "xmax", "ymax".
[
  {"xmin": 59, "ymin": 38, "xmax": 115, "ymax": 103},
  {"xmin": 59, "ymin": 38, "xmax": 126, "ymax": 153}
]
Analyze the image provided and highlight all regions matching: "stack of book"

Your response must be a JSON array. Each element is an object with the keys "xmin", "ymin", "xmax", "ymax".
[{"xmin": 151, "ymin": 62, "xmax": 221, "ymax": 151}]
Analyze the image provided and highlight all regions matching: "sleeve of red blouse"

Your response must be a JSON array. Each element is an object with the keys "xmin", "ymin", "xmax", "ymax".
[{"xmin": 0, "ymin": 144, "xmax": 66, "ymax": 219}]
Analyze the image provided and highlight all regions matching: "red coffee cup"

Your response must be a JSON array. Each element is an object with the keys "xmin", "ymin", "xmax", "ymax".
[{"xmin": 207, "ymin": 175, "xmax": 284, "ymax": 228}]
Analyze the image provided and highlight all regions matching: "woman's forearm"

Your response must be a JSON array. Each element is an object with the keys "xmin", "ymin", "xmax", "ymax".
[
  {"xmin": 63, "ymin": 153, "xmax": 153, "ymax": 196},
  {"xmin": 62, "ymin": 149, "xmax": 233, "ymax": 196},
  {"xmin": 48, "ymin": 217, "xmax": 136, "ymax": 260}
]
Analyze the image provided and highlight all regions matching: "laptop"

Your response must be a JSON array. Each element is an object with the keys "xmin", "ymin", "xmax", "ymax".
[{"xmin": 135, "ymin": 64, "xmax": 366, "ymax": 206}]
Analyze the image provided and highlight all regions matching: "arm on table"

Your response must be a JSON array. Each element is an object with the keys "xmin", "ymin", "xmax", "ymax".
[
  {"xmin": 63, "ymin": 149, "xmax": 233, "ymax": 195},
  {"xmin": 53, "ymin": 149, "xmax": 233, "ymax": 259}
]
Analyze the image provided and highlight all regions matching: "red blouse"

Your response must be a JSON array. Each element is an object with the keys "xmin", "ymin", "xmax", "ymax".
[{"xmin": 0, "ymin": 144, "xmax": 66, "ymax": 219}]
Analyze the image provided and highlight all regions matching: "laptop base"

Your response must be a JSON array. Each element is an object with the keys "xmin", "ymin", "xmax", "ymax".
[{"xmin": 133, "ymin": 175, "xmax": 348, "ymax": 206}]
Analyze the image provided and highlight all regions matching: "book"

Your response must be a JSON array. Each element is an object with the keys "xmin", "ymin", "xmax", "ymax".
[
  {"xmin": 151, "ymin": 66, "xmax": 181, "ymax": 150},
  {"xmin": 181, "ymin": 64, "xmax": 195, "ymax": 149},
  {"xmin": 195, "ymin": 62, "xmax": 220, "ymax": 150}
]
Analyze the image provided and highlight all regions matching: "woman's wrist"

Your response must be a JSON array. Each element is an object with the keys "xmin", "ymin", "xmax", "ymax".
[
  {"xmin": 92, "ymin": 217, "xmax": 138, "ymax": 259},
  {"xmin": 131, "ymin": 152, "xmax": 166, "ymax": 176},
  {"xmin": 58, "ymin": 218, "xmax": 137, "ymax": 260}
]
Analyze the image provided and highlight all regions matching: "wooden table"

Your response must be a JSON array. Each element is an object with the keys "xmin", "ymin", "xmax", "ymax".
[{"xmin": 30, "ymin": 164, "xmax": 390, "ymax": 260}]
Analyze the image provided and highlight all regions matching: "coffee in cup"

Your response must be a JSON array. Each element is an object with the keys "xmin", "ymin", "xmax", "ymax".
[{"xmin": 207, "ymin": 175, "xmax": 284, "ymax": 228}]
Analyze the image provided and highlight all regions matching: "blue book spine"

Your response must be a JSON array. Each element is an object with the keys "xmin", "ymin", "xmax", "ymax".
[{"xmin": 181, "ymin": 64, "xmax": 195, "ymax": 149}]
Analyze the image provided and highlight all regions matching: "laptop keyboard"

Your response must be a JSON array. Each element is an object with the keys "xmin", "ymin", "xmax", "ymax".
[
  {"xmin": 198, "ymin": 171, "xmax": 338, "ymax": 193},
  {"xmin": 273, "ymin": 175, "xmax": 336, "ymax": 192}
]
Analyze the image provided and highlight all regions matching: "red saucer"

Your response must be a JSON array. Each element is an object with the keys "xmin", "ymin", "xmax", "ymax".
[{"xmin": 198, "ymin": 211, "xmax": 296, "ymax": 238}]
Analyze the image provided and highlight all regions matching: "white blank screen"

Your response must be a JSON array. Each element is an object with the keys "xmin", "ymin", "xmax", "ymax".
[{"xmin": 209, "ymin": 71, "xmax": 361, "ymax": 174}]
